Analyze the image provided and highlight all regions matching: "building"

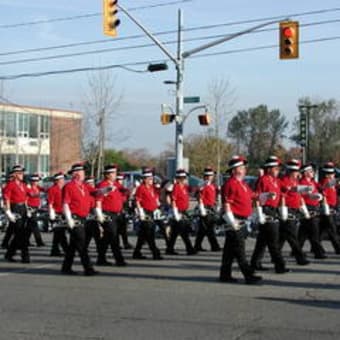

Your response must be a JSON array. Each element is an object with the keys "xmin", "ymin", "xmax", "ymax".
[{"xmin": 0, "ymin": 103, "xmax": 82, "ymax": 177}]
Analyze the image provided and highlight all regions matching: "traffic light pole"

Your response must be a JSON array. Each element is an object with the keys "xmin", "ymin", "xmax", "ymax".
[{"xmin": 119, "ymin": 4, "xmax": 285, "ymax": 170}]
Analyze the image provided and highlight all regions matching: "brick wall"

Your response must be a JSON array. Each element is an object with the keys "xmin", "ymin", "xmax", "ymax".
[{"xmin": 50, "ymin": 116, "xmax": 82, "ymax": 174}]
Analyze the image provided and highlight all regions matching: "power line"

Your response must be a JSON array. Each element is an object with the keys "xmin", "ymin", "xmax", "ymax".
[
  {"xmin": 1, "ymin": 7, "xmax": 340, "ymax": 58},
  {"xmin": 1, "ymin": 35, "xmax": 340, "ymax": 81},
  {"xmin": 0, "ymin": 17, "xmax": 339, "ymax": 66},
  {"xmin": 0, "ymin": 0, "xmax": 193, "ymax": 29}
]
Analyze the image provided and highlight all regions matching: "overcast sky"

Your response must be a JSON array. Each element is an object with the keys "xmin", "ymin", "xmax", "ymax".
[{"xmin": 1, "ymin": 0, "xmax": 340, "ymax": 154}]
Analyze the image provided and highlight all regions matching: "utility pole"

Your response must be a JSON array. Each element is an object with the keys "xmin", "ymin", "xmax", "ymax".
[
  {"xmin": 299, "ymin": 104, "xmax": 318, "ymax": 163},
  {"xmin": 119, "ymin": 4, "xmax": 285, "ymax": 170}
]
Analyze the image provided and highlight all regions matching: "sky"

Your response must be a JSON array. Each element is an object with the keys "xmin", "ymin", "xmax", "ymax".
[{"xmin": 0, "ymin": 0, "xmax": 340, "ymax": 155}]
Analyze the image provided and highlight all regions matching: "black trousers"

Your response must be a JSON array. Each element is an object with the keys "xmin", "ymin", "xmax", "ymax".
[
  {"xmin": 194, "ymin": 214, "xmax": 220, "ymax": 251},
  {"xmin": 251, "ymin": 221, "xmax": 286, "ymax": 271},
  {"xmin": 117, "ymin": 214, "xmax": 131, "ymax": 247},
  {"xmin": 27, "ymin": 214, "xmax": 44, "ymax": 246},
  {"xmin": 220, "ymin": 228, "xmax": 253, "ymax": 280},
  {"xmin": 134, "ymin": 220, "xmax": 161, "ymax": 258},
  {"xmin": 279, "ymin": 219, "xmax": 307, "ymax": 263},
  {"xmin": 85, "ymin": 219, "xmax": 101, "ymax": 251},
  {"xmin": 167, "ymin": 219, "xmax": 195, "ymax": 254},
  {"xmin": 97, "ymin": 214, "xmax": 125, "ymax": 264},
  {"xmin": 1, "ymin": 222, "xmax": 15, "ymax": 248},
  {"xmin": 320, "ymin": 214, "xmax": 340, "ymax": 253},
  {"xmin": 51, "ymin": 226, "xmax": 68, "ymax": 255},
  {"xmin": 298, "ymin": 215, "xmax": 325, "ymax": 257},
  {"xmin": 5, "ymin": 205, "xmax": 29, "ymax": 261},
  {"xmin": 62, "ymin": 226, "xmax": 93, "ymax": 272}
]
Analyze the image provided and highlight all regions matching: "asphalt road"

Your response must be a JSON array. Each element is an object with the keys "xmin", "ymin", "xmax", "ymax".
[{"xmin": 0, "ymin": 233, "xmax": 340, "ymax": 340}]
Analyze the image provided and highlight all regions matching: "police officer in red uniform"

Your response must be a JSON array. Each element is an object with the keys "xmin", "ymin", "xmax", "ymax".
[
  {"xmin": 166, "ymin": 169, "xmax": 196, "ymax": 255},
  {"xmin": 27, "ymin": 173, "xmax": 45, "ymax": 247},
  {"xmin": 194, "ymin": 167, "xmax": 221, "ymax": 252},
  {"xmin": 219, "ymin": 156, "xmax": 262, "ymax": 284},
  {"xmin": 319, "ymin": 162, "xmax": 340, "ymax": 254},
  {"xmin": 250, "ymin": 156, "xmax": 288, "ymax": 273},
  {"xmin": 3, "ymin": 165, "xmax": 30, "ymax": 263},
  {"xmin": 61, "ymin": 163, "xmax": 97, "ymax": 275},
  {"xmin": 95, "ymin": 164, "xmax": 126, "ymax": 266},
  {"xmin": 279, "ymin": 159, "xmax": 310, "ymax": 265},
  {"xmin": 132, "ymin": 168, "xmax": 163, "ymax": 260},
  {"xmin": 298, "ymin": 163, "xmax": 327, "ymax": 258},
  {"xmin": 48, "ymin": 172, "xmax": 69, "ymax": 257}
]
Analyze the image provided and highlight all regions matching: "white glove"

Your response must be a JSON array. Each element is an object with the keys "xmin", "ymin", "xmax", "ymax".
[
  {"xmin": 279, "ymin": 205, "xmax": 288, "ymax": 221},
  {"xmin": 256, "ymin": 206, "xmax": 266, "ymax": 225},
  {"xmin": 222, "ymin": 211, "xmax": 240, "ymax": 230},
  {"xmin": 308, "ymin": 193, "xmax": 323, "ymax": 201},
  {"xmin": 49, "ymin": 207, "xmax": 56, "ymax": 221},
  {"xmin": 153, "ymin": 209, "xmax": 161, "ymax": 220},
  {"xmin": 138, "ymin": 207, "xmax": 146, "ymax": 221},
  {"xmin": 5, "ymin": 209, "xmax": 16, "ymax": 223},
  {"xmin": 26, "ymin": 207, "xmax": 32, "ymax": 218},
  {"xmin": 259, "ymin": 192, "xmax": 276, "ymax": 205},
  {"xmin": 198, "ymin": 203, "xmax": 207, "ymax": 217},
  {"xmin": 95, "ymin": 207, "xmax": 105, "ymax": 223},
  {"xmin": 296, "ymin": 185, "xmax": 313, "ymax": 194},
  {"xmin": 173, "ymin": 207, "xmax": 181, "ymax": 221},
  {"xmin": 300, "ymin": 204, "xmax": 311, "ymax": 219},
  {"xmin": 63, "ymin": 204, "xmax": 75, "ymax": 229},
  {"xmin": 322, "ymin": 201, "xmax": 330, "ymax": 216}
]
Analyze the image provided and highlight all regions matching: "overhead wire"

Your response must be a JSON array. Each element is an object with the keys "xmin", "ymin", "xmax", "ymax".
[
  {"xmin": 0, "ymin": 17, "xmax": 339, "ymax": 66},
  {"xmin": 1, "ymin": 35, "xmax": 340, "ymax": 81},
  {"xmin": 1, "ymin": 7, "xmax": 340, "ymax": 58}
]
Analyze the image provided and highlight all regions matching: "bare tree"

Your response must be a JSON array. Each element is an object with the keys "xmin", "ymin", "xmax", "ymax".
[
  {"xmin": 82, "ymin": 70, "xmax": 125, "ymax": 177},
  {"xmin": 206, "ymin": 77, "xmax": 236, "ymax": 183}
]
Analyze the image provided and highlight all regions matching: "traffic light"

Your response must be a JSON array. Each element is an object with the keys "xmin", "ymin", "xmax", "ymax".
[
  {"xmin": 198, "ymin": 113, "xmax": 211, "ymax": 126},
  {"xmin": 161, "ymin": 113, "xmax": 175, "ymax": 125},
  {"xmin": 279, "ymin": 21, "xmax": 299, "ymax": 59},
  {"xmin": 300, "ymin": 112, "xmax": 307, "ymax": 146},
  {"xmin": 103, "ymin": 0, "xmax": 120, "ymax": 37}
]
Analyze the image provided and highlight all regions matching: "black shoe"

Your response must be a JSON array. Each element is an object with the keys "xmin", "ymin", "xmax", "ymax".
[
  {"xmin": 21, "ymin": 258, "xmax": 30, "ymax": 264},
  {"xmin": 36, "ymin": 242, "xmax": 45, "ymax": 247},
  {"xmin": 4, "ymin": 255, "xmax": 17, "ymax": 263},
  {"xmin": 245, "ymin": 275, "xmax": 262, "ymax": 284},
  {"xmin": 96, "ymin": 260, "xmax": 113, "ymax": 266},
  {"xmin": 187, "ymin": 249, "xmax": 197, "ymax": 255},
  {"xmin": 211, "ymin": 247, "xmax": 221, "ymax": 252},
  {"xmin": 124, "ymin": 243, "xmax": 133, "ymax": 250},
  {"xmin": 275, "ymin": 267, "xmax": 291, "ymax": 274},
  {"xmin": 1, "ymin": 243, "xmax": 8, "ymax": 249},
  {"xmin": 153, "ymin": 254, "xmax": 163, "ymax": 260},
  {"xmin": 61, "ymin": 269, "xmax": 78, "ymax": 275},
  {"xmin": 84, "ymin": 268, "xmax": 99, "ymax": 276},
  {"xmin": 132, "ymin": 252, "xmax": 147, "ymax": 259},
  {"xmin": 50, "ymin": 251, "xmax": 63, "ymax": 257},
  {"xmin": 297, "ymin": 259, "xmax": 310, "ymax": 266},
  {"xmin": 165, "ymin": 249, "xmax": 179, "ymax": 255},
  {"xmin": 315, "ymin": 254, "xmax": 328, "ymax": 259},
  {"xmin": 195, "ymin": 247, "xmax": 207, "ymax": 252},
  {"xmin": 219, "ymin": 276, "xmax": 239, "ymax": 283},
  {"xmin": 252, "ymin": 264, "xmax": 270, "ymax": 271},
  {"xmin": 116, "ymin": 260, "xmax": 127, "ymax": 267}
]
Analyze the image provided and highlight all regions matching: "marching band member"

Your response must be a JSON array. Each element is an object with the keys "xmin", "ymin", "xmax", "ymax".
[
  {"xmin": 194, "ymin": 167, "xmax": 221, "ymax": 252},
  {"xmin": 219, "ymin": 156, "xmax": 262, "ymax": 284},
  {"xmin": 166, "ymin": 169, "xmax": 196, "ymax": 255},
  {"xmin": 319, "ymin": 162, "xmax": 340, "ymax": 254},
  {"xmin": 250, "ymin": 156, "xmax": 288, "ymax": 273},
  {"xmin": 298, "ymin": 163, "xmax": 326, "ymax": 259}
]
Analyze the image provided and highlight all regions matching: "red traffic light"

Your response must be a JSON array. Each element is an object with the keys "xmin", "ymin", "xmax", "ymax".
[{"xmin": 282, "ymin": 27, "xmax": 293, "ymax": 38}]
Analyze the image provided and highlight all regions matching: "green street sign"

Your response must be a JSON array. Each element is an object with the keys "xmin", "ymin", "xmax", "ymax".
[{"xmin": 184, "ymin": 96, "xmax": 200, "ymax": 104}]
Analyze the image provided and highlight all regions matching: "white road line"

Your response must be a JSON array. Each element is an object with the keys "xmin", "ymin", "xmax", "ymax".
[{"xmin": 0, "ymin": 263, "xmax": 55, "ymax": 277}]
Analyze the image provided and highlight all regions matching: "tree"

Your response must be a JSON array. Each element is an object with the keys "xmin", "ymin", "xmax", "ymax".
[
  {"xmin": 227, "ymin": 105, "xmax": 288, "ymax": 167},
  {"xmin": 183, "ymin": 133, "xmax": 232, "ymax": 177},
  {"xmin": 205, "ymin": 77, "xmax": 235, "ymax": 183},
  {"xmin": 82, "ymin": 70, "xmax": 125, "ymax": 177}
]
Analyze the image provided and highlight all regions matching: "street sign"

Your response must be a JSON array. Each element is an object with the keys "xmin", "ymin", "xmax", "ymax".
[{"xmin": 184, "ymin": 96, "xmax": 200, "ymax": 104}]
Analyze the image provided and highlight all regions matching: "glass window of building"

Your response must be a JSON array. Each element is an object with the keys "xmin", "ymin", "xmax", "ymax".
[
  {"xmin": 18, "ymin": 113, "xmax": 29, "ymax": 137},
  {"xmin": 40, "ymin": 155, "xmax": 49, "ymax": 175},
  {"xmin": 39, "ymin": 115, "xmax": 50, "ymax": 138},
  {"xmin": 0, "ymin": 111, "xmax": 5, "ymax": 136},
  {"xmin": 29, "ymin": 115, "xmax": 38, "ymax": 138},
  {"xmin": 5, "ymin": 112, "xmax": 16, "ymax": 138}
]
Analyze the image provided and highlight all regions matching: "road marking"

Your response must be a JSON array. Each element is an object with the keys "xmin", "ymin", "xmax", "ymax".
[{"xmin": 0, "ymin": 264, "xmax": 54, "ymax": 277}]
